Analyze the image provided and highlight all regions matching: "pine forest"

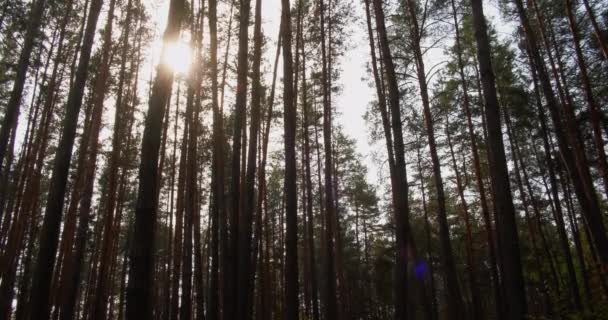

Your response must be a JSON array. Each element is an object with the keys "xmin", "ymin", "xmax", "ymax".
[{"xmin": 1, "ymin": 0, "xmax": 608, "ymax": 319}]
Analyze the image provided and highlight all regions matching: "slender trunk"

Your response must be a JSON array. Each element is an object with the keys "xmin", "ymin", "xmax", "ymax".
[
  {"xmin": 581, "ymin": 0, "xmax": 608, "ymax": 60},
  {"xmin": 564, "ymin": 0, "xmax": 608, "ymax": 199},
  {"xmin": 414, "ymin": 139, "xmax": 438, "ymax": 320},
  {"xmin": 28, "ymin": 0, "xmax": 104, "ymax": 317},
  {"xmin": 527, "ymin": 47, "xmax": 583, "ymax": 312},
  {"xmin": 280, "ymin": 0, "xmax": 298, "ymax": 315},
  {"xmin": 219, "ymin": 0, "xmax": 235, "ymax": 113},
  {"xmin": 319, "ymin": 0, "xmax": 337, "ymax": 317},
  {"xmin": 182, "ymin": 66, "xmax": 198, "ymax": 320},
  {"xmin": 255, "ymin": 28, "xmax": 281, "ymax": 320},
  {"xmin": 225, "ymin": 0, "xmax": 252, "ymax": 315},
  {"xmin": 518, "ymin": 0, "xmax": 608, "ymax": 265},
  {"xmin": 404, "ymin": 1, "xmax": 465, "ymax": 315},
  {"xmin": 371, "ymin": 0, "xmax": 411, "ymax": 317},
  {"xmin": 86, "ymin": 1, "xmax": 122, "ymax": 317},
  {"xmin": 127, "ymin": 0, "xmax": 185, "ymax": 317},
  {"xmin": 236, "ymin": 0, "xmax": 262, "ymax": 316},
  {"xmin": 503, "ymin": 107, "xmax": 555, "ymax": 316},
  {"xmin": 170, "ymin": 83, "xmax": 183, "ymax": 320},
  {"xmin": 300, "ymin": 13, "xmax": 320, "ymax": 320},
  {"xmin": 445, "ymin": 117, "xmax": 482, "ymax": 320},
  {"xmin": 207, "ymin": 0, "xmax": 222, "ymax": 315},
  {"xmin": 0, "ymin": 0, "xmax": 48, "ymax": 170},
  {"xmin": 15, "ymin": 223, "xmax": 38, "ymax": 320},
  {"xmin": 449, "ymin": 1, "xmax": 502, "ymax": 316},
  {"xmin": 469, "ymin": 0, "xmax": 528, "ymax": 318}
]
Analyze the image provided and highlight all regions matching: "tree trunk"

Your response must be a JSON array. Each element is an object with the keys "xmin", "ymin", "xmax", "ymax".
[
  {"xmin": 280, "ymin": 0, "xmax": 298, "ymax": 315},
  {"xmin": 527, "ymin": 47, "xmax": 583, "ymax": 312},
  {"xmin": 0, "ymin": 0, "xmax": 48, "ymax": 171},
  {"xmin": 445, "ymin": 117, "xmax": 482, "ymax": 320},
  {"xmin": 27, "ymin": 0, "xmax": 104, "ymax": 317},
  {"xmin": 449, "ymin": 1, "xmax": 502, "ymax": 316},
  {"xmin": 581, "ymin": 0, "xmax": 608, "ymax": 60},
  {"xmin": 86, "ymin": 0, "xmax": 122, "ymax": 317},
  {"xmin": 371, "ymin": 0, "xmax": 412, "ymax": 317},
  {"xmin": 469, "ymin": 0, "xmax": 528, "ymax": 318},
  {"xmin": 318, "ymin": 0, "xmax": 338, "ymax": 317},
  {"xmin": 127, "ymin": 0, "xmax": 185, "ymax": 317},
  {"xmin": 207, "ymin": 0, "xmax": 222, "ymax": 315},
  {"xmin": 225, "ymin": 0, "xmax": 252, "ymax": 314},
  {"xmin": 564, "ymin": 0, "xmax": 608, "ymax": 199},
  {"xmin": 236, "ymin": 0, "xmax": 262, "ymax": 316},
  {"xmin": 517, "ymin": 0, "xmax": 608, "ymax": 265},
  {"xmin": 414, "ymin": 138, "xmax": 438, "ymax": 320},
  {"xmin": 300, "ymin": 11, "xmax": 320, "ymax": 320},
  {"xmin": 403, "ymin": 1, "xmax": 465, "ymax": 315}
]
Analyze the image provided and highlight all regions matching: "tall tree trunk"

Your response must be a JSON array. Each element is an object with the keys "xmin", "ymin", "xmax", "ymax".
[
  {"xmin": 318, "ymin": 0, "xmax": 337, "ymax": 317},
  {"xmin": 527, "ymin": 47, "xmax": 583, "ymax": 312},
  {"xmin": 300, "ymin": 13, "xmax": 320, "ymax": 320},
  {"xmin": 564, "ymin": 0, "xmax": 608, "ymax": 198},
  {"xmin": 414, "ymin": 138, "xmax": 438, "ymax": 320},
  {"xmin": 256, "ymin": 28, "xmax": 281, "ymax": 320},
  {"xmin": 280, "ymin": 0, "xmax": 298, "ymax": 315},
  {"xmin": 86, "ymin": 0, "xmax": 122, "ymax": 317},
  {"xmin": 182, "ymin": 62, "xmax": 198, "ymax": 320},
  {"xmin": 0, "ymin": 0, "xmax": 48, "ymax": 172},
  {"xmin": 516, "ymin": 0, "xmax": 608, "ymax": 265},
  {"xmin": 236, "ymin": 0, "xmax": 263, "ymax": 316},
  {"xmin": 445, "ymin": 117, "xmax": 482, "ymax": 320},
  {"xmin": 449, "ymin": 1, "xmax": 502, "ymax": 316},
  {"xmin": 170, "ymin": 83, "xmax": 184, "ymax": 320},
  {"xmin": 207, "ymin": 0, "xmax": 222, "ymax": 315},
  {"xmin": 371, "ymin": 0, "xmax": 412, "ymax": 318},
  {"xmin": 469, "ymin": 0, "xmax": 528, "ymax": 318},
  {"xmin": 403, "ymin": 0, "xmax": 465, "ymax": 315},
  {"xmin": 581, "ymin": 0, "xmax": 608, "ymax": 60},
  {"xmin": 225, "ymin": 0, "xmax": 252, "ymax": 315},
  {"xmin": 127, "ymin": 0, "xmax": 185, "ymax": 317},
  {"xmin": 28, "ymin": 0, "xmax": 104, "ymax": 317},
  {"xmin": 503, "ymin": 107, "xmax": 556, "ymax": 317}
]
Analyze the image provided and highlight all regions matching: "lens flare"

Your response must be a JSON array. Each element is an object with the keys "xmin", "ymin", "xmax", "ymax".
[{"xmin": 162, "ymin": 40, "xmax": 192, "ymax": 75}]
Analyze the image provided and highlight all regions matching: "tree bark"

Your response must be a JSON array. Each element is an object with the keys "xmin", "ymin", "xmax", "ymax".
[
  {"xmin": 127, "ymin": 0, "xmax": 185, "ymax": 317},
  {"xmin": 236, "ymin": 0, "xmax": 263, "ymax": 316},
  {"xmin": 27, "ymin": 0, "xmax": 104, "ymax": 317},
  {"xmin": 516, "ymin": 0, "xmax": 608, "ymax": 265},
  {"xmin": 207, "ymin": 0, "xmax": 222, "ymax": 316},
  {"xmin": 318, "ymin": 0, "xmax": 338, "ymax": 318},
  {"xmin": 449, "ymin": 1, "xmax": 502, "ymax": 316},
  {"xmin": 300, "ymin": 11, "xmax": 320, "ymax": 320},
  {"xmin": 403, "ymin": 1, "xmax": 465, "ymax": 315},
  {"xmin": 564, "ymin": 0, "xmax": 608, "ymax": 199},
  {"xmin": 527, "ymin": 48, "xmax": 583, "ymax": 312},
  {"xmin": 581, "ymin": 0, "xmax": 608, "ymax": 60},
  {"xmin": 280, "ymin": 0, "xmax": 298, "ymax": 315},
  {"xmin": 0, "ymin": 0, "xmax": 48, "ymax": 172},
  {"xmin": 370, "ymin": 0, "xmax": 412, "ymax": 318},
  {"xmin": 469, "ymin": 0, "xmax": 528, "ymax": 318},
  {"xmin": 445, "ymin": 117, "xmax": 482, "ymax": 320}
]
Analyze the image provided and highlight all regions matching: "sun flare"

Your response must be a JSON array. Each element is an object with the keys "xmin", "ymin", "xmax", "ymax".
[{"xmin": 162, "ymin": 40, "xmax": 192, "ymax": 75}]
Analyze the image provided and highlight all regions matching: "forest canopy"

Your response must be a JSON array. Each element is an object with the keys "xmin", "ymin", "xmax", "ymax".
[{"xmin": 0, "ymin": 0, "xmax": 608, "ymax": 319}]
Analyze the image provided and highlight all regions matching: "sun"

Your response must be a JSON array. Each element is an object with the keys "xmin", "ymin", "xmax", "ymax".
[{"xmin": 162, "ymin": 40, "xmax": 192, "ymax": 75}]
